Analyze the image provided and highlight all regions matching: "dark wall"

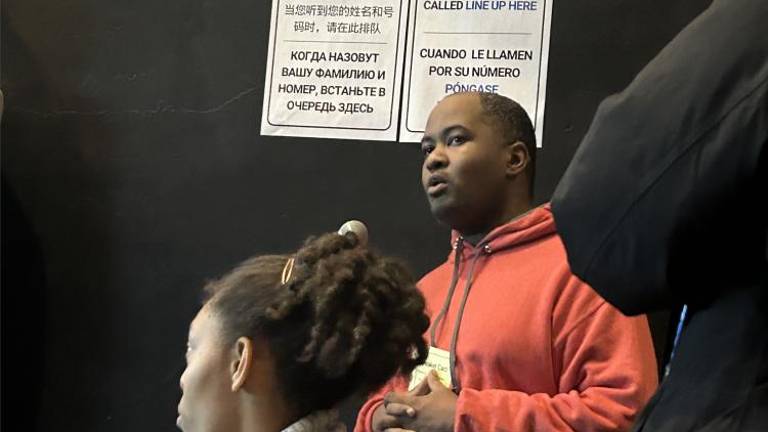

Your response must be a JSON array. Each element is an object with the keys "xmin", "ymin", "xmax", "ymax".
[{"xmin": 1, "ymin": 1, "xmax": 711, "ymax": 430}]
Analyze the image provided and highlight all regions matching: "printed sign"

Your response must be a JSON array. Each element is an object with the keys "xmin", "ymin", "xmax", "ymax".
[
  {"xmin": 400, "ymin": 0, "xmax": 553, "ymax": 146},
  {"xmin": 261, "ymin": 0, "xmax": 408, "ymax": 141}
]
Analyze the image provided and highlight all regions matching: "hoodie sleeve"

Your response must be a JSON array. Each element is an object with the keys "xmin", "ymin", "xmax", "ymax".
[
  {"xmin": 354, "ymin": 374, "xmax": 409, "ymax": 432},
  {"xmin": 455, "ymin": 298, "xmax": 658, "ymax": 431}
]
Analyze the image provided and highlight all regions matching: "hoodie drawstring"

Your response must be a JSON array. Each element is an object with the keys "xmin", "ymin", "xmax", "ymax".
[
  {"xmin": 430, "ymin": 238, "xmax": 464, "ymax": 347},
  {"xmin": 429, "ymin": 237, "xmax": 487, "ymax": 392}
]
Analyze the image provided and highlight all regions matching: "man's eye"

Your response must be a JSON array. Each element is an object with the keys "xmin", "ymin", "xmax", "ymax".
[
  {"xmin": 448, "ymin": 135, "xmax": 466, "ymax": 146},
  {"xmin": 421, "ymin": 143, "xmax": 435, "ymax": 156}
]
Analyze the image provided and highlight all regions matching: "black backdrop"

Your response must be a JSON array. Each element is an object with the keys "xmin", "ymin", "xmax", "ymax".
[{"xmin": 2, "ymin": 1, "xmax": 711, "ymax": 430}]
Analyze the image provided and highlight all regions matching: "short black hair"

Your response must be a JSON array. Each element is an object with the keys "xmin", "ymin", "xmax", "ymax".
[
  {"xmin": 203, "ymin": 232, "xmax": 429, "ymax": 418},
  {"xmin": 476, "ymin": 92, "xmax": 537, "ymax": 196}
]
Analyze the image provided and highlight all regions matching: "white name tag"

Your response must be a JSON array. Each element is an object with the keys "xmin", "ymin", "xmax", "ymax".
[{"xmin": 408, "ymin": 346, "xmax": 452, "ymax": 390}]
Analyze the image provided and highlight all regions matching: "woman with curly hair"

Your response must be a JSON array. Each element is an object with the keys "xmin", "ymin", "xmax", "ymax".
[{"xmin": 176, "ymin": 229, "xmax": 429, "ymax": 432}]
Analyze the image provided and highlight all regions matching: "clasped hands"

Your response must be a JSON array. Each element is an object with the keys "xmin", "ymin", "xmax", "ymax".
[{"xmin": 372, "ymin": 370, "xmax": 457, "ymax": 432}]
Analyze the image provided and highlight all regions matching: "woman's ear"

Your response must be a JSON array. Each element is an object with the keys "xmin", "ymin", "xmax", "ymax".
[
  {"xmin": 506, "ymin": 141, "xmax": 530, "ymax": 177},
  {"xmin": 230, "ymin": 337, "xmax": 253, "ymax": 392}
]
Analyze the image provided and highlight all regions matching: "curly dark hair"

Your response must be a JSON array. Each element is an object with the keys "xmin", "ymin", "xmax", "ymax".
[
  {"xmin": 477, "ymin": 92, "xmax": 537, "ymax": 196},
  {"xmin": 202, "ymin": 232, "xmax": 429, "ymax": 417}
]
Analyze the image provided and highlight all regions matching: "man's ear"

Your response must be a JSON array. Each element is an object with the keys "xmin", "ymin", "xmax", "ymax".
[
  {"xmin": 506, "ymin": 141, "xmax": 530, "ymax": 177},
  {"xmin": 230, "ymin": 337, "xmax": 254, "ymax": 392}
]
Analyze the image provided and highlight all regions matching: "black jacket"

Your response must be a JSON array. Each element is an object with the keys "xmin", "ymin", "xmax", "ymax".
[{"xmin": 551, "ymin": 0, "xmax": 768, "ymax": 429}]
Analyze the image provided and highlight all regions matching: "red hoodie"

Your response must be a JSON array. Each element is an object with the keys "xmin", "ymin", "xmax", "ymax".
[{"xmin": 355, "ymin": 204, "xmax": 658, "ymax": 431}]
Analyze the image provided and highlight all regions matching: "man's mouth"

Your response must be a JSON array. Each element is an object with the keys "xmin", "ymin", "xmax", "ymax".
[
  {"xmin": 176, "ymin": 403, "xmax": 183, "ymax": 430},
  {"xmin": 427, "ymin": 175, "xmax": 448, "ymax": 196}
]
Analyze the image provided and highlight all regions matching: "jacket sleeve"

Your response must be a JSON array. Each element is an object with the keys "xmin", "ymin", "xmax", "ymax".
[
  {"xmin": 551, "ymin": 0, "xmax": 768, "ymax": 314},
  {"xmin": 455, "ymin": 301, "xmax": 658, "ymax": 431},
  {"xmin": 353, "ymin": 374, "xmax": 410, "ymax": 432}
]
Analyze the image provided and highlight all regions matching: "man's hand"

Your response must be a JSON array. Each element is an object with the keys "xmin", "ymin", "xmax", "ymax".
[
  {"xmin": 382, "ymin": 371, "xmax": 457, "ymax": 432},
  {"xmin": 371, "ymin": 377, "xmax": 428, "ymax": 432},
  {"xmin": 372, "ymin": 399, "xmax": 416, "ymax": 432}
]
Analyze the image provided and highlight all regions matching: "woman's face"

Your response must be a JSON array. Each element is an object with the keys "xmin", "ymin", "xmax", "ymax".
[{"xmin": 177, "ymin": 305, "xmax": 240, "ymax": 432}]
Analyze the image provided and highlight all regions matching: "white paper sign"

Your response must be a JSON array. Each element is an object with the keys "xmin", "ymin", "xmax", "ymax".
[
  {"xmin": 261, "ymin": 1, "xmax": 408, "ymax": 141},
  {"xmin": 408, "ymin": 346, "xmax": 452, "ymax": 390},
  {"xmin": 399, "ymin": 0, "xmax": 553, "ymax": 146}
]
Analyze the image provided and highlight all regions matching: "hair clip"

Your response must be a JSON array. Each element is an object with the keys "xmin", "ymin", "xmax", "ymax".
[{"xmin": 281, "ymin": 257, "xmax": 295, "ymax": 285}]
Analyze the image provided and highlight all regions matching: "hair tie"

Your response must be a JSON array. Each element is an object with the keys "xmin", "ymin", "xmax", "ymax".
[{"xmin": 281, "ymin": 257, "xmax": 295, "ymax": 285}]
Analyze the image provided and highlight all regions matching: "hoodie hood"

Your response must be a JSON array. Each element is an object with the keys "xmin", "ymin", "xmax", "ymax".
[{"xmin": 449, "ymin": 203, "xmax": 557, "ymax": 261}]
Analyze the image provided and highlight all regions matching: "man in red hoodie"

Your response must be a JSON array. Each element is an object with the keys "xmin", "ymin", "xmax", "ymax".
[{"xmin": 354, "ymin": 91, "xmax": 658, "ymax": 432}]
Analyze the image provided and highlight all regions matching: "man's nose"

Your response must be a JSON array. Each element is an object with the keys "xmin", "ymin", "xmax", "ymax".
[{"xmin": 425, "ymin": 145, "xmax": 448, "ymax": 172}]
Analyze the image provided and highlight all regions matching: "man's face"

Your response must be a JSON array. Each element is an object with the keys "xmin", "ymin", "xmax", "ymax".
[
  {"xmin": 420, "ymin": 93, "xmax": 509, "ymax": 233},
  {"xmin": 177, "ymin": 306, "xmax": 239, "ymax": 432}
]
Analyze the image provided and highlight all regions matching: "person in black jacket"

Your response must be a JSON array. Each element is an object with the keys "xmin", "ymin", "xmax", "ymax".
[{"xmin": 551, "ymin": 0, "xmax": 767, "ymax": 430}]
